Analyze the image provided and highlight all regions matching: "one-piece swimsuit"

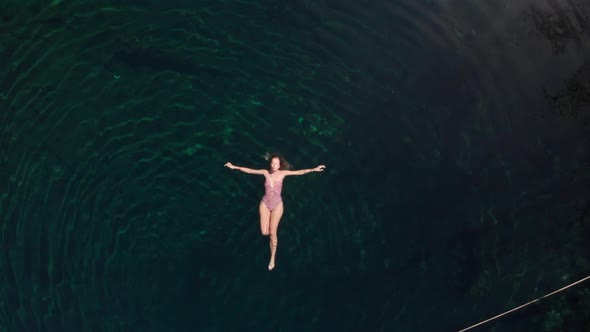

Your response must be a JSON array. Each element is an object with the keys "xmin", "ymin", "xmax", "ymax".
[{"xmin": 261, "ymin": 179, "xmax": 283, "ymax": 211}]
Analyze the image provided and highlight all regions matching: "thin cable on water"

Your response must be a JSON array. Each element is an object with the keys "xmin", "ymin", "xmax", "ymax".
[{"xmin": 459, "ymin": 274, "xmax": 590, "ymax": 332}]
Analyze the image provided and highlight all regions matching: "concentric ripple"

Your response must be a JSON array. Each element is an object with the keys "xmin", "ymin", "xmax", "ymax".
[{"xmin": 1, "ymin": 0, "xmax": 589, "ymax": 331}]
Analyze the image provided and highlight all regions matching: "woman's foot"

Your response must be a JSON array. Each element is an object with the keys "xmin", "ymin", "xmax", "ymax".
[{"xmin": 268, "ymin": 260, "xmax": 275, "ymax": 271}]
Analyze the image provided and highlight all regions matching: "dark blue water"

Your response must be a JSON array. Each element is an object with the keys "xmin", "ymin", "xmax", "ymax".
[{"xmin": 1, "ymin": 0, "xmax": 590, "ymax": 331}]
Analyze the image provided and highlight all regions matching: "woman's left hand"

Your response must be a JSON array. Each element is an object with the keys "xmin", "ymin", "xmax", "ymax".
[{"xmin": 314, "ymin": 165, "xmax": 326, "ymax": 172}]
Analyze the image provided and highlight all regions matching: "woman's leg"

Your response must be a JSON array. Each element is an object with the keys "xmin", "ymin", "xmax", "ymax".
[
  {"xmin": 259, "ymin": 201, "xmax": 270, "ymax": 235},
  {"xmin": 267, "ymin": 202, "xmax": 284, "ymax": 270}
]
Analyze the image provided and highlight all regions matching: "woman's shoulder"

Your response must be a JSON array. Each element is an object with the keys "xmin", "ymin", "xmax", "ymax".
[{"xmin": 276, "ymin": 170, "xmax": 287, "ymax": 181}]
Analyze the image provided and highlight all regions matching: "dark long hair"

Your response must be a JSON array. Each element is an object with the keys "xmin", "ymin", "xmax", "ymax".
[{"xmin": 264, "ymin": 152, "xmax": 293, "ymax": 170}]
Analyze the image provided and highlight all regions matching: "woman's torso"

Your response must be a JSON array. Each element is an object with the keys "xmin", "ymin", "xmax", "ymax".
[{"xmin": 263, "ymin": 171, "xmax": 284, "ymax": 197}]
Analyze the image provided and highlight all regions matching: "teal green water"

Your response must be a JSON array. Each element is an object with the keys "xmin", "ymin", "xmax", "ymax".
[{"xmin": 1, "ymin": 1, "xmax": 590, "ymax": 331}]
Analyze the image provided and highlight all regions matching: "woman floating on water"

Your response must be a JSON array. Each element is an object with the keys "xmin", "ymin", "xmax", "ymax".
[{"xmin": 225, "ymin": 153, "xmax": 326, "ymax": 270}]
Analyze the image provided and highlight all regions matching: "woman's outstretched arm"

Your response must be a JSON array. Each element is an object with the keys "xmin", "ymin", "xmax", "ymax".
[
  {"xmin": 224, "ymin": 162, "xmax": 267, "ymax": 175},
  {"xmin": 283, "ymin": 165, "xmax": 326, "ymax": 176}
]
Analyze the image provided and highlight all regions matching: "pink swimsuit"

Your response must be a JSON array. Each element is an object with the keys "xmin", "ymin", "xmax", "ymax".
[{"xmin": 261, "ymin": 179, "xmax": 283, "ymax": 211}]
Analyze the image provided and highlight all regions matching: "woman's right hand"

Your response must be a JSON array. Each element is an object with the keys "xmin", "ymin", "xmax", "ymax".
[{"xmin": 224, "ymin": 162, "xmax": 235, "ymax": 169}]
